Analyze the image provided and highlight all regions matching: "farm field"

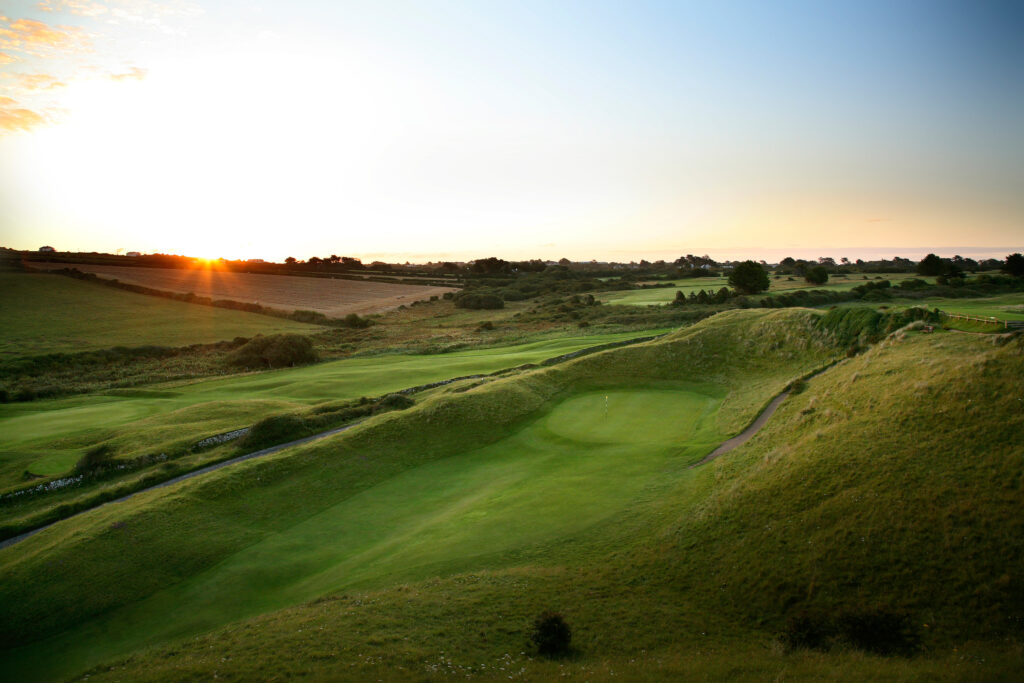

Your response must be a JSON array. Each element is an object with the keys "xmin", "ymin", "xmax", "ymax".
[
  {"xmin": 2, "ymin": 310, "xmax": 1021, "ymax": 680},
  {"xmin": 600, "ymin": 273, "xmax": 933, "ymax": 306},
  {"xmin": 0, "ymin": 328, "xmax": 672, "ymax": 488},
  {"xmin": 29, "ymin": 262, "xmax": 460, "ymax": 317},
  {"xmin": 0, "ymin": 272, "xmax": 318, "ymax": 357}
]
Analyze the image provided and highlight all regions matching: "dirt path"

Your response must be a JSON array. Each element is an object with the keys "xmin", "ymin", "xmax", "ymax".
[{"xmin": 689, "ymin": 391, "xmax": 790, "ymax": 468}]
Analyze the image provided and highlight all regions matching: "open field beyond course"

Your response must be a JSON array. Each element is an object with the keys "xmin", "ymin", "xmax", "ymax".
[
  {"xmin": 0, "ymin": 272, "xmax": 318, "ymax": 357},
  {"xmin": 30, "ymin": 262, "xmax": 460, "ymax": 317}
]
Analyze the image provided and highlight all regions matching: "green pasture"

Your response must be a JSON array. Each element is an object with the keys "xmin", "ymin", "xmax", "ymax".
[
  {"xmin": 601, "ymin": 273, "xmax": 930, "ymax": 306},
  {"xmin": 0, "ymin": 329, "xmax": 672, "ymax": 487},
  {"xmin": 0, "ymin": 272, "xmax": 317, "ymax": 357}
]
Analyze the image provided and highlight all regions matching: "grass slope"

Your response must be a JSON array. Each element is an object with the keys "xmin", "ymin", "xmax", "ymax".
[
  {"xmin": 0, "ymin": 272, "xmax": 317, "ymax": 357},
  {"xmin": 0, "ymin": 309, "xmax": 836, "ymax": 680},
  {"xmin": 0, "ymin": 329, "xmax": 669, "ymax": 490},
  {"xmin": 76, "ymin": 324, "xmax": 1024, "ymax": 681}
]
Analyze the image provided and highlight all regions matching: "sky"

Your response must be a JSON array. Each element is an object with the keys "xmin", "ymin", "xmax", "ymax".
[{"xmin": 0, "ymin": 0, "xmax": 1021, "ymax": 263}]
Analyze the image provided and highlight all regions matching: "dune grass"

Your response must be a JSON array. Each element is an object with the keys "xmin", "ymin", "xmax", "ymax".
[{"xmin": 0, "ymin": 272, "xmax": 318, "ymax": 357}]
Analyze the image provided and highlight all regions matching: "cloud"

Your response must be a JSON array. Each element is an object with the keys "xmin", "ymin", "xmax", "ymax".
[
  {"xmin": 0, "ymin": 95, "xmax": 47, "ymax": 131},
  {"xmin": 0, "ymin": 52, "xmax": 16, "ymax": 64},
  {"xmin": 36, "ymin": 0, "xmax": 110, "ymax": 17},
  {"xmin": 36, "ymin": 0, "xmax": 109, "ymax": 17},
  {"xmin": 13, "ymin": 72, "xmax": 66, "ymax": 90},
  {"xmin": 109, "ymin": 65, "xmax": 145, "ymax": 81},
  {"xmin": 0, "ymin": 16, "xmax": 89, "ymax": 54}
]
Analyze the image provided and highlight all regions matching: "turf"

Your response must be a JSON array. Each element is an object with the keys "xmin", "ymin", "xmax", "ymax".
[
  {"xmin": 0, "ymin": 329, "xmax": 672, "ymax": 488},
  {"xmin": 0, "ymin": 272, "xmax": 317, "ymax": 357}
]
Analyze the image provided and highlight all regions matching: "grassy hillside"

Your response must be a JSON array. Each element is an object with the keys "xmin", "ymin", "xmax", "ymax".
[
  {"xmin": 2, "ymin": 310, "xmax": 1020, "ymax": 680},
  {"xmin": 0, "ymin": 272, "xmax": 318, "ymax": 357},
  {"xmin": 0, "ymin": 309, "xmax": 836, "ymax": 680},
  {"xmin": 0, "ymin": 329, "xmax": 668, "ymax": 493}
]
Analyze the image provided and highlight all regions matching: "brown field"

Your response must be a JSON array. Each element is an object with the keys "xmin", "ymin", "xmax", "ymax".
[{"xmin": 31, "ymin": 263, "xmax": 459, "ymax": 317}]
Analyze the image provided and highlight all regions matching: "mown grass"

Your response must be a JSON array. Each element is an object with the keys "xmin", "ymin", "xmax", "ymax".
[
  {"xmin": 0, "ymin": 272, "xmax": 317, "ymax": 357},
  {"xmin": 0, "ymin": 309, "xmax": 837, "ymax": 680},
  {"xmin": 0, "ymin": 329, "xmax": 672, "ymax": 519}
]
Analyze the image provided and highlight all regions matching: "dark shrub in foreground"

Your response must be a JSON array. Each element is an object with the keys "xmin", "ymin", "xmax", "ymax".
[
  {"xmin": 241, "ymin": 414, "xmax": 309, "ymax": 450},
  {"xmin": 74, "ymin": 444, "xmax": 116, "ymax": 474},
  {"xmin": 780, "ymin": 606, "xmax": 919, "ymax": 656},
  {"xmin": 531, "ymin": 611, "xmax": 572, "ymax": 657},
  {"xmin": 226, "ymin": 334, "xmax": 319, "ymax": 369},
  {"xmin": 834, "ymin": 607, "xmax": 919, "ymax": 655}
]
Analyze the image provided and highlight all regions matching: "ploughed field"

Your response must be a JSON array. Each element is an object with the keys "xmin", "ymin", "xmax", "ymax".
[{"xmin": 30, "ymin": 262, "xmax": 460, "ymax": 316}]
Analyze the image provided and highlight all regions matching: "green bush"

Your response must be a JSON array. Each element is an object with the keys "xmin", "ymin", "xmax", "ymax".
[
  {"xmin": 240, "ymin": 414, "xmax": 309, "ymax": 450},
  {"xmin": 226, "ymin": 334, "xmax": 319, "ymax": 369},
  {"xmin": 454, "ymin": 292, "xmax": 504, "ymax": 310},
  {"xmin": 74, "ymin": 444, "xmax": 116, "ymax": 474},
  {"xmin": 531, "ymin": 611, "xmax": 572, "ymax": 657},
  {"xmin": 341, "ymin": 313, "xmax": 372, "ymax": 329}
]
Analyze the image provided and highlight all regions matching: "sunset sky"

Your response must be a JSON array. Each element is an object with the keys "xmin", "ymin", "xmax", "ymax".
[{"xmin": 0, "ymin": 0, "xmax": 1021, "ymax": 263}]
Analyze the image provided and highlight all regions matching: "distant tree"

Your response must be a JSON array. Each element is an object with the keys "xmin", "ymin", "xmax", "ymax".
[
  {"xmin": 284, "ymin": 256, "xmax": 297, "ymax": 265},
  {"xmin": 340, "ymin": 256, "xmax": 364, "ymax": 269},
  {"xmin": 818, "ymin": 256, "xmax": 836, "ymax": 268},
  {"xmin": 328, "ymin": 254, "xmax": 341, "ymax": 264},
  {"xmin": 308, "ymin": 256, "xmax": 323, "ymax": 265},
  {"xmin": 558, "ymin": 257, "xmax": 572, "ymax": 266},
  {"xmin": 805, "ymin": 266, "xmax": 829, "ymax": 285},
  {"xmin": 728, "ymin": 261, "xmax": 770, "ymax": 294},
  {"xmin": 470, "ymin": 257, "xmax": 511, "ymax": 275},
  {"xmin": 1002, "ymin": 253, "xmax": 1024, "ymax": 277},
  {"xmin": 840, "ymin": 257, "xmax": 851, "ymax": 266},
  {"xmin": 916, "ymin": 253, "xmax": 946, "ymax": 276}
]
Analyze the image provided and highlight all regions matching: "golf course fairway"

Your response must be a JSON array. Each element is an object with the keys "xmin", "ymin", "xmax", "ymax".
[{"xmin": 3, "ymin": 386, "xmax": 724, "ymax": 680}]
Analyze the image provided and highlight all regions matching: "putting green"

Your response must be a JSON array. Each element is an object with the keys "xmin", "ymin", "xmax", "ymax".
[
  {"xmin": 545, "ymin": 389, "xmax": 721, "ymax": 444},
  {"xmin": 5, "ymin": 386, "xmax": 724, "ymax": 680}
]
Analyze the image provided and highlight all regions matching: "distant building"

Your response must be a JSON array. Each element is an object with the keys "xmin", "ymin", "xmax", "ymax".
[
  {"xmin": 38, "ymin": 246, "xmax": 55, "ymax": 252},
  {"xmin": 126, "ymin": 251, "xmax": 141, "ymax": 257}
]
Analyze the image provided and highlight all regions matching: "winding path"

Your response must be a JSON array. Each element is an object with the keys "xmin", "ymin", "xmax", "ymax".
[{"xmin": 689, "ymin": 391, "xmax": 790, "ymax": 468}]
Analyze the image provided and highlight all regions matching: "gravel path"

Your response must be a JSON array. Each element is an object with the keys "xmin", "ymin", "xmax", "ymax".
[{"xmin": 689, "ymin": 391, "xmax": 790, "ymax": 468}]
